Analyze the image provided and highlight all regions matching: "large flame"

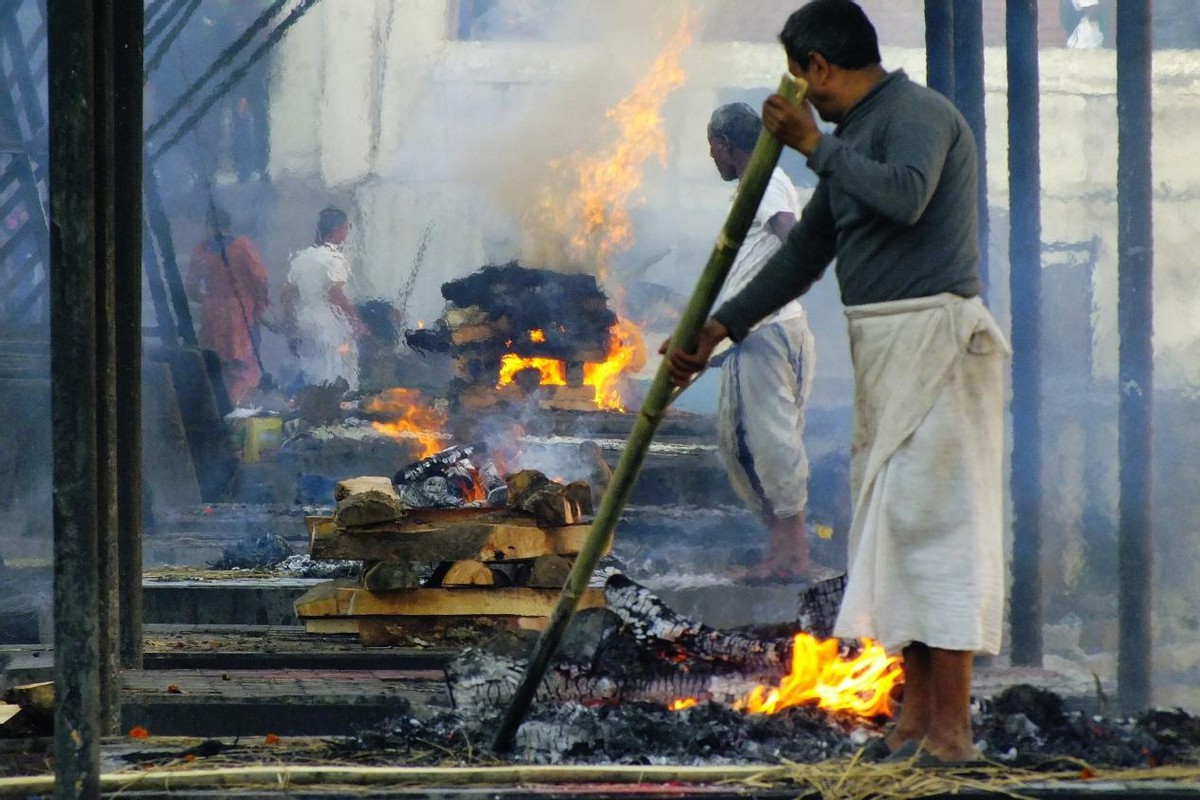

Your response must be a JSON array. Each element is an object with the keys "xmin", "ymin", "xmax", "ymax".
[
  {"xmin": 497, "ymin": 355, "xmax": 567, "ymax": 387},
  {"xmin": 584, "ymin": 317, "xmax": 646, "ymax": 411},
  {"xmin": 735, "ymin": 635, "xmax": 903, "ymax": 718},
  {"xmin": 525, "ymin": 12, "xmax": 694, "ymax": 277},
  {"xmin": 365, "ymin": 388, "xmax": 448, "ymax": 459}
]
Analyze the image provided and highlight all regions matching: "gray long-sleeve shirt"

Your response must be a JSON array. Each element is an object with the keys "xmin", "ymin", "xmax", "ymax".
[{"xmin": 713, "ymin": 70, "xmax": 981, "ymax": 342}]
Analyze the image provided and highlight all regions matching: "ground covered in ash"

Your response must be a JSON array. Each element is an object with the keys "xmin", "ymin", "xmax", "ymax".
[{"xmin": 327, "ymin": 685, "xmax": 1200, "ymax": 770}]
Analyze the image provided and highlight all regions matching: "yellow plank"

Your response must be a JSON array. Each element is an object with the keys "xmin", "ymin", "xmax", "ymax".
[{"xmin": 294, "ymin": 578, "xmax": 359, "ymax": 618}]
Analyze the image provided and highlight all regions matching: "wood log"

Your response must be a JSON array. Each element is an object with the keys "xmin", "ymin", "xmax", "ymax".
[
  {"xmin": 334, "ymin": 476, "xmax": 398, "ymax": 502},
  {"xmin": 0, "ymin": 704, "xmax": 21, "ymax": 727},
  {"xmin": 294, "ymin": 578, "xmax": 359, "ymax": 619},
  {"xmin": 505, "ymin": 470, "xmax": 552, "ymax": 506},
  {"xmin": 334, "ymin": 493, "xmax": 407, "ymax": 528},
  {"xmin": 9, "ymin": 681, "xmax": 53, "ymax": 714},
  {"xmin": 441, "ymin": 560, "xmax": 495, "ymax": 587},
  {"xmin": 303, "ymin": 618, "xmax": 359, "ymax": 635},
  {"xmin": 357, "ymin": 615, "xmax": 551, "ymax": 647},
  {"xmin": 327, "ymin": 586, "xmax": 606, "ymax": 618},
  {"xmin": 526, "ymin": 554, "xmax": 572, "ymax": 589},
  {"xmin": 361, "ymin": 561, "xmax": 423, "ymax": 591},
  {"xmin": 309, "ymin": 515, "xmax": 599, "ymax": 563}
]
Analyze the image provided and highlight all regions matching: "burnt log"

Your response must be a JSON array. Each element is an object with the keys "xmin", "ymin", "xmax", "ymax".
[
  {"xmin": 603, "ymin": 572, "xmax": 793, "ymax": 671},
  {"xmin": 440, "ymin": 264, "xmax": 617, "ymax": 355},
  {"xmin": 361, "ymin": 560, "xmax": 422, "ymax": 591},
  {"xmin": 526, "ymin": 554, "xmax": 572, "ymax": 589}
]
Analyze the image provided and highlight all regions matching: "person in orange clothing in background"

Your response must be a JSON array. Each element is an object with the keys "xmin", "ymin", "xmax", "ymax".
[{"xmin": 186, "ymin": 206, "xmax": 270, "ymax": 405}]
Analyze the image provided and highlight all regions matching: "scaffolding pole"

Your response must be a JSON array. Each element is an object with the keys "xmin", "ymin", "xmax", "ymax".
[
  {"xmin": 1116, "ymin": 0, "xmax": 1154, "ymax": 715},
  {"xmin": 924, "ymin": 0, "xmax": 955, "ymax": 99},
  {"xmin": 952, "ymin": 0, "xmax": 990, "ymax": 298},
  {"xmin": 1006, "ymin": 0, "xmax": 1044, "ymax": 667},
  {"xmin": 48, "ymin": 0, "xmax": 105, "ymax": 790},
  {"xmin": 114, "ymin": 0, "xmax": 144, "ymax": 670}
]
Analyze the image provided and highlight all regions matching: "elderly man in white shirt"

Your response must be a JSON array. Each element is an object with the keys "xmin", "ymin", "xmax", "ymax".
[{"xmin": 706, "ymin": 102, "xmax": 817, "ymax": 582}]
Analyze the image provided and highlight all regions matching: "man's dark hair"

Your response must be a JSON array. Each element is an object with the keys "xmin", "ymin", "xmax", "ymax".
[
  {"xmin": 317, "ymin": 206, "xmax": 348, "ymax": 240},
  {"xmin": 709, "ymin": 103, "xmax": 762, "ymax": 153},
  {"xmin": 780, "ymin": 0, "xmax": 882, "ymax": 71}
]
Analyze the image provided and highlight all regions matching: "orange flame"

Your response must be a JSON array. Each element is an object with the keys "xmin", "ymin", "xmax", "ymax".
[
  {"xmin": 529, "ymin": 329, "xmax": 546, "ymax": 343},
  {"xmin": 735, "ymin": 635, "xmax": 903, "ymax": 718},
  {"xmin": 525, "ymin": 12, "xmax": 694, "ymax": 277},
  {"xmin": 584, "ymin": 317, "xmax": 646, "ymax": 411},
  {"xmin": 668, "ymin": 697, "xmax": 698, "ymax": 712},
  {"xmin": 497, "ymin": 355, "xmax": 567, "ymax": 387},
  {"xmin": 365, "ymin": 387, "xmax": 448, "ymax": 459}
]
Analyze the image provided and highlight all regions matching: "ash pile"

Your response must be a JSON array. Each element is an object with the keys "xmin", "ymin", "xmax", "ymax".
[
  {"xmin": 406, "ymin": 262, "xmax": 624, "ymax": 412},
  {"xmin": 332, "ymin": 574, "xmax": 1200, "ymax": 769}
]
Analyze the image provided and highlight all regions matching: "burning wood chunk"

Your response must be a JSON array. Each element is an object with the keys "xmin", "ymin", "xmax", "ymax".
[
  {"xmin": 441, "ymin": 560, "xmax": 495, "ymax": 587},
  {"xmin": 506, "ymin": 469, "xmax": 594, "ymax": 526},
  {"xmin": 333, "ymin": 476, "xmax": 407, "ymax": 528},
  {"xmin": 394, "ymin": 444, "xmax": 505, "ymax": 509}
]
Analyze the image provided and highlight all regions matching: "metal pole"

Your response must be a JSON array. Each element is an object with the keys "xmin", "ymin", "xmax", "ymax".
[
  {"xmin": 953, "ymin": 0, "xmax": 990, "ymax": 298},
  {"xmin": 114, "ymin": 0, "xmax": 144, "ymax": 670},
  {"xmin": 49, "ymin": 0, "xmax": 102, "ymax": 792},
  {"xmin": 1006, "ymin": 0, "xmax": 1044, "ymax": 667},
  {"xmin": 92, "ymin": 0, "xmax": 120, "ymax": 735},
  {"xmin": 924, "ymin": 0, "xmax": 955, "ymax": 99},
  {"xmin": 1116, "ymin": 0, "xmax": 1154, "ymax": 715}
]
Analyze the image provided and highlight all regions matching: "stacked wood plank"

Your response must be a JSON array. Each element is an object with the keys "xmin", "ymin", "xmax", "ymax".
[{"xmin": 295, "ymin": 474, "xmax": 607, "ymax": 645}]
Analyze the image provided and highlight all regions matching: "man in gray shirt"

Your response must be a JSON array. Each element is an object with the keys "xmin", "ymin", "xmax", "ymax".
[{"xmin": 668, "ymin": 0, "xmax": 1009, "ymax": 765}]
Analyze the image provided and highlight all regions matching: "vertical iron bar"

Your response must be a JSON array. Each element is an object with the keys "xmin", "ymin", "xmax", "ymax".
[
  {"xmin": 953, "ymin": 0, "xmax": 990, "ymax": 298},
  {"xmin": 49, "ymin": 0, "xmax": 102, "ymax": 792},
  {"xmin": 1006, "ymin": 0, "xmax": 1044, "ymax": 667},
  {"xmin": 1116, "ymin": 0, "xmax": 1153, "ymax": 715},
  {"xmin": 924, "ymin": 0, "xmax": 955, "ymax": 99},
  {"xmin": 114, "ymin": 0, "xmax": 144, "ymax": 670},
  {"xmin": 93, "ymin": 0, "xmax": 120, "ymax": 734}
]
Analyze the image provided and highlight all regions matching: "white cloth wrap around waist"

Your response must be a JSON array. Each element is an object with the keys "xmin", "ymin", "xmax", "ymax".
[{"xmin": 833, "ymin": 293, "xmax": 1010, "ymax": 654}]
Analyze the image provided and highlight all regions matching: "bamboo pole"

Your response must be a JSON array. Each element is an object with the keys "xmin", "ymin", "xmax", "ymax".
[{"xmin": 492, "ymin": 73, "xmax": 809, "ymax": 754}]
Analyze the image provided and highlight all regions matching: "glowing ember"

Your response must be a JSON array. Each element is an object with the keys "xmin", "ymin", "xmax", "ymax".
[
  {"xmin": 525, "ymin": 11, "xmax": 694, "ymax": 277},
  {"xmin": 735, "ymin": 635, "xmax": 903, "ymax": 718},
  {"xmin": 364, "ymin": 388, "xmax": 448, "ymax": 459},
  {"xmin": 529, "ymin": 329, "xmax": 546, "ymax": 343},
  {"xmin": 584, "ymin": 317, "xmax": 646, "ymax": 411},
  {"xmin": 497, "ymin": 355, "xmax": 567, "ymax": 387},
  {"xmin": 667, "ymin": 698, "xmax": 698, "ymax": 712}
]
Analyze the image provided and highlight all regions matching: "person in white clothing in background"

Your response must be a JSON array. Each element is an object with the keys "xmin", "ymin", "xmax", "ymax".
[
  {"xmin": 706, "ymin": 102, "xmax": 817, "ymax": 582},
  {"xmin": 282, "ymin": 207, "xmax": 364, "ymax": 392}
]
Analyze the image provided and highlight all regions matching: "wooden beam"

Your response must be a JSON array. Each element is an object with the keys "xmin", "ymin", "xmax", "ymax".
[
  {"xmin": 294, "ymin": 585, "xmax": 605, "ymax": 619},
  {"xmin": 309, "ymin": 517, "xmax": 599, "ymax": 563}
]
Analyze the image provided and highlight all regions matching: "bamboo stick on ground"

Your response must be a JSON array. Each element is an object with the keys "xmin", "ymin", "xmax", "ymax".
[{"xmin": 490, "ymin": 73, "xmax": 809, "ymax": 754}]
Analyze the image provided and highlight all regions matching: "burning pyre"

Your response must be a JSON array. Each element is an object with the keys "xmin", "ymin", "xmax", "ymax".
[{"xmin": 406, "ymin": 264, "xmax": 645, "ymax": 412}]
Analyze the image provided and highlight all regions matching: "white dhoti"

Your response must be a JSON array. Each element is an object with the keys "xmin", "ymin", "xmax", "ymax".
[
  {"xmin": 832, "ymin": 293, "xmax": 1010, "ymax": 654},
  {"xmin": 716, "ymin": 315, "xmax": 816, "ymax": 522}
]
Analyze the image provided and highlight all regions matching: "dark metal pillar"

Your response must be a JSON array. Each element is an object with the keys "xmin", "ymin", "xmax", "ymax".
[
  {"xmin": 1006, "ymin": 0, "xmax": 1044, "ymax": 667},
  {"xmin": 114, "ymin": 0, "xmax": 144, "ymax": 670},
  {"xmin": 49, "ymin": 0, "xmax": 103, "ymax": 791},
  {"xmin": 924, "ymin": 1, "xmax": 955, "ymax": 99},
  {"xmin": 1116, "ymin": 0, "xmax": 1154, "ymax": 715},
  {"xmin": 953, "ymin": 0, "xmax": 990, "ymax": 297}
]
